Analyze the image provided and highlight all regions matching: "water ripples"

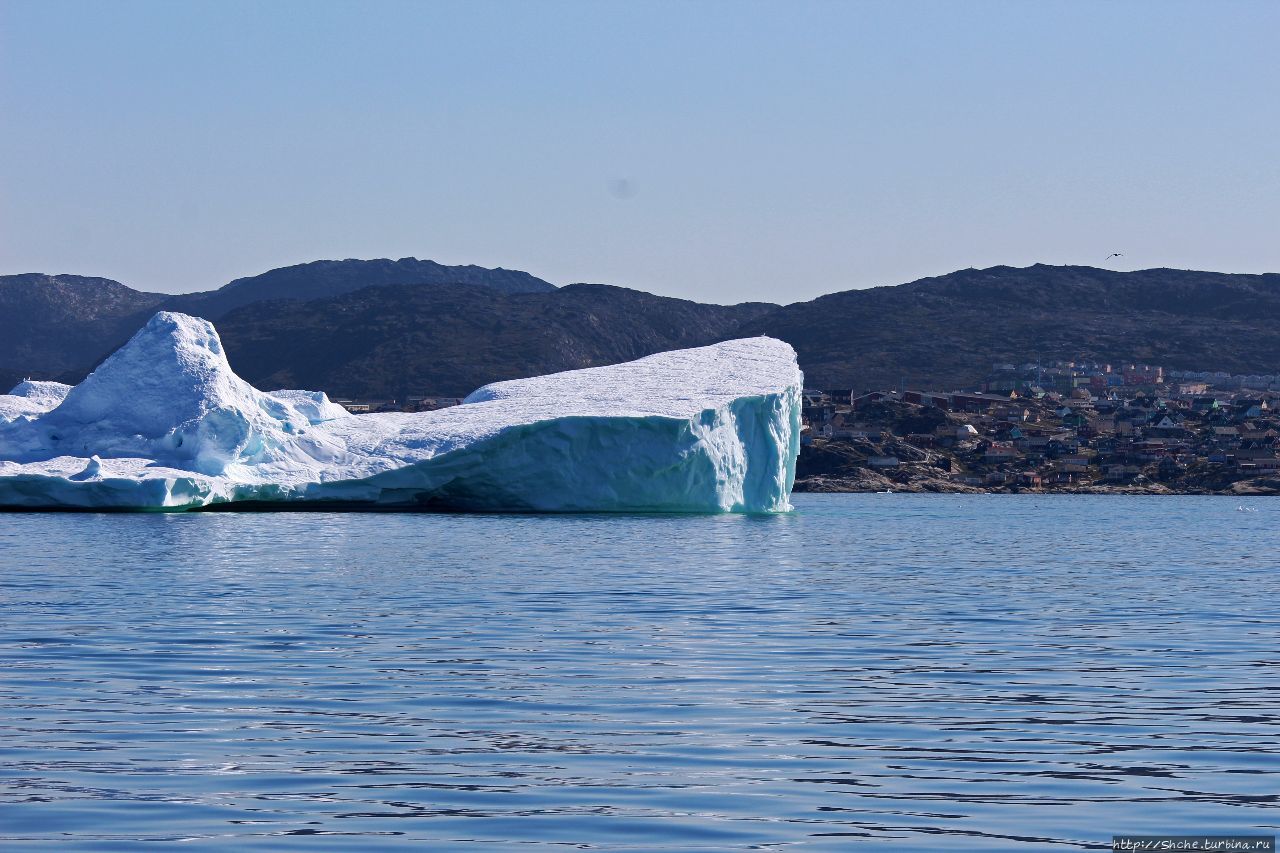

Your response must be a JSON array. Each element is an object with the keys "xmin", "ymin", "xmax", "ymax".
[{"xmin": 1, "ymin": 495, "xmax": 1277, "ymax": 849}]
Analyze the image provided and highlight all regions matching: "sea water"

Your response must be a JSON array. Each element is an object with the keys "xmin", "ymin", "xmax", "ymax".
[{"xmin": 2, "ymin": 495, "xmax": 1277, "ymax": 850}]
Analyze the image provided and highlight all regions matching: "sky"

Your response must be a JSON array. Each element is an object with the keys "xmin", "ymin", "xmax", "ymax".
[{"xmin": 1, "ymin": 0, "xmax": 1278, "ymax": 304}]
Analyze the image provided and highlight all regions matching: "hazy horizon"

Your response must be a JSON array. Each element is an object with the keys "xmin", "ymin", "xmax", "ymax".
[{"xmin": 3, "ymin": 0, "xmax": 1278, "ymax": 302}]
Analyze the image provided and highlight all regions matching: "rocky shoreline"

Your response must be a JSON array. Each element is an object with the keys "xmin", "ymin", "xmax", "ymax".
[{"xmin": 794, "ymin": 467, "xmax": 1280, "ymax": 496}]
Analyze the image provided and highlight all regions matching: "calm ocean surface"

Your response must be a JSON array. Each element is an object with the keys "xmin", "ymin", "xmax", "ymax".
[{"xmin": 1, "ymin": 494, "xmax": 1277, "ymax": 851}]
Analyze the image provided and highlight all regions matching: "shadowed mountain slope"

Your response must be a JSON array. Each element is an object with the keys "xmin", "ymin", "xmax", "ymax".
[
  {"xmin": 214, "ymin": 283, "xmax": 775, "ymax": 397},
  {"xmin": 0, "ymin": 259, "xmax": 557, "ymax": 383},
  {"xmin": 5, "ymin": 262, "xmax": 1280, "ymax": 397},
  {"xmin": 0, "ymin": 274, "xmax": 166, "ymax": 379},
  {"xmin": 167, "ymin": 257, "xmax": 556, "ymax": 320},
  {"xmin": 739, "ymin": 264, "xmax": 1280, "ymax": 390}
]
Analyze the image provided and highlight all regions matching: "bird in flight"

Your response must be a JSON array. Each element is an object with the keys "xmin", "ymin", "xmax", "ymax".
[{"xmin": 1105, "ymin": 252, "xmax": 1124, "ymax": 260}]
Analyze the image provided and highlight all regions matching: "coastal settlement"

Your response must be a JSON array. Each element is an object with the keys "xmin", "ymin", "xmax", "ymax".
[{"xmin": 797, "ymin": 360, "xmax": 1280, "ymax": 495}]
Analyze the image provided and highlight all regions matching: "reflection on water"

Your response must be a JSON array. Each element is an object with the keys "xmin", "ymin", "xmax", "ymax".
[{"xmin": 1, "ymin": 495, "xmax": 1277, "ymax": 850}]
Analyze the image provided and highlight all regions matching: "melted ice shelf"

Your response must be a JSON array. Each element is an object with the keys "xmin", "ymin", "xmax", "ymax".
[{"xmin": 0, "ymin": 313, "xmax": 802, "ymax": 512}]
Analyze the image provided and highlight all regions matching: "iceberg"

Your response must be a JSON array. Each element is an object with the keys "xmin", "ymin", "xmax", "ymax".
[{"xmin": 0, "ymin": 312, "xmax": 802, "ymax": 512}]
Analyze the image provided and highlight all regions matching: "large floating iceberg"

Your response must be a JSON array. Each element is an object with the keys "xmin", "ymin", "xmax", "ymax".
[{"xmin": 0, "ymin": 312, "xmax": 802, "ymax": 512}]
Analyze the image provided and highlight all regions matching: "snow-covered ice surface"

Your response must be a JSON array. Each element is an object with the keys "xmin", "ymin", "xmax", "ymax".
[
  {"xmin": 0, "ymin": 380, "xmax": 73, "ymax": 423},
  {"xmin": 0, "ymin": 312, "xmax": 802, "ymax": 512}
]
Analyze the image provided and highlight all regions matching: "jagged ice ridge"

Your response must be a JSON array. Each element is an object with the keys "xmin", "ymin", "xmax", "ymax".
[{"xmin": 0, "ymin": 312, "xmax": 802, "ymax": 512}]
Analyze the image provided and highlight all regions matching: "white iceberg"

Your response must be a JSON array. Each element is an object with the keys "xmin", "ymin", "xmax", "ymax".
[{"xmin": 0, "ymin": 312, "xmax": 802, "ymax": 512}]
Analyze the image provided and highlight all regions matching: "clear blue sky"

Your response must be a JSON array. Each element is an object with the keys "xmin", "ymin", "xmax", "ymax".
[{"xmin": 2, "ymin": 0, "xmax": 1277, "ymax": 303}]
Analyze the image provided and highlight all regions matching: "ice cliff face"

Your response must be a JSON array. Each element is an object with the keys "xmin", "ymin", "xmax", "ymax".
[{"xmin": 0, "ymin": 312, "xmax": 802, "ymax": 512}]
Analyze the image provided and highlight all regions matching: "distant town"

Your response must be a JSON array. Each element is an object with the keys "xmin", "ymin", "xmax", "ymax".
[{"xmin": 794, "ymin": 359, "xmax": 1280, "ymax": 494}]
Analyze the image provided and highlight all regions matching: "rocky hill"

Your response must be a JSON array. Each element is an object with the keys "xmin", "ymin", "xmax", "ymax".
[
  {"xmin": 741, "ymin": 265, "xmax": 1280, "ymax": 390},
  {"xmin": 0, "ymin": 274, "xmax": 167, "ymax": 380},
  {"xmin": 214, "ymin": 283, "xmax": 774, "ymax": 397},
  {"xmin": 0, "ymin": 259, "xmax": 558, "ymax": 385},
  {"xmin": 167, "ymin": 257, "xmax": 555, "ymax": 320},
  {"xmin": 5, "ymin": 261, "xmax": 1280, "ymax": 397}
]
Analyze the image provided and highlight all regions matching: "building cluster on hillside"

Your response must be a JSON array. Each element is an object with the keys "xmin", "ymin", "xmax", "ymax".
[
  {"xmin": 984, "ymin": 359, "xmax": 1280, "ymax": 395},
  {"xmin": 801, "ymin": 359, "xmax": 1280, "ymax": 490}
]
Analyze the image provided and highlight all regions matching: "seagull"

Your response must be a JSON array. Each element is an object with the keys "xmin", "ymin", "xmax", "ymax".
[{"xmin": 1104, "ymin": 252, "xmax": 1124, "ymax": 261}]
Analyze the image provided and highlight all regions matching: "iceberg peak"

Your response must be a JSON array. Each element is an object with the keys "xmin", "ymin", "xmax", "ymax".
[
  {"xmin": 19, "ymin": 312, "xmax": 328, "ymax": 475},
  {"xmin": 53, "ymin": 311, "xmax": 247, "ymax": 432}
]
